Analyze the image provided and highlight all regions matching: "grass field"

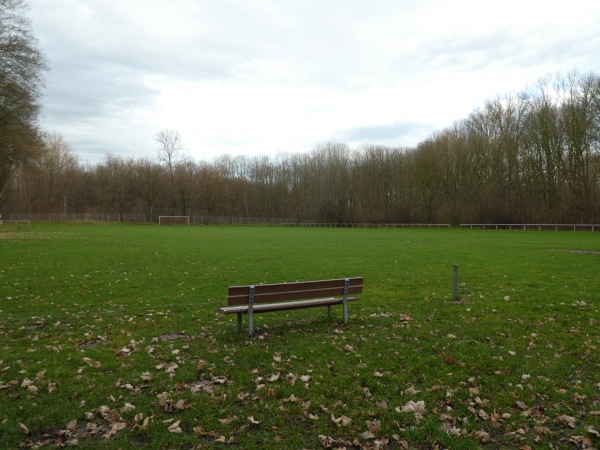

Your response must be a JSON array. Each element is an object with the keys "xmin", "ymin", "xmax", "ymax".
[{"xmin": 1, "ymin": 223, "xmax": 599, "ymax": 449}]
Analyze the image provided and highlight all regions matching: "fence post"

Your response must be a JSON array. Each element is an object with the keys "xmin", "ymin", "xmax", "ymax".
[{"xmin": 453, "ymin": 264, "xmax": 459, "ymax": 300}]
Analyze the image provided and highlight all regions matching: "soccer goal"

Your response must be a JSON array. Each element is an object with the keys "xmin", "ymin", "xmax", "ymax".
[{"xmin": 158, "ymin": 216, "xmax": 190, "ymax": 226}]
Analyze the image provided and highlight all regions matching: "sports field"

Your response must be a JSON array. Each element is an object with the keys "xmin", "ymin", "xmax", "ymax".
[{"xmin": 1, "ymin": 223, "xmax": 599, "ymax": 448}]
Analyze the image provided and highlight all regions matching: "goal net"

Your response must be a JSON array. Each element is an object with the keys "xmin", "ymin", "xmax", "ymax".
[{"xmin": 158, "ymin": 216, "xmax": 190, "ymax": 226}]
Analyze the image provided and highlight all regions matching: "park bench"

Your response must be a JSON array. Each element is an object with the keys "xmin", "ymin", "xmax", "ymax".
[{"xmin": 220, "ymin": 277, "xmax": 363, "ymax": 336}]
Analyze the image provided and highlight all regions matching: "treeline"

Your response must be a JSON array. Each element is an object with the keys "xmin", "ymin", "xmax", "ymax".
[{"xmin": 3, "ymin": 72, "xmax": 600, "ymax": 224}]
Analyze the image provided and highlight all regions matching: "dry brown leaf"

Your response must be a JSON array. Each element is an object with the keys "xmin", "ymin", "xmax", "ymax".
[
  {"xmin": 397, "ymin": 400, "xmax": 426, "ymax": 417},
  {"xmin": 587, "ymin": 425, "xmax": 600, "ymax": 438},
  {"xmin": 18, "ymin": 423, "xmax": 29, "ymax": 434},
  {"xmin": 366, "ymin": 419, "xmax": 381, "ymax": 432},
  {"xmin": 362, "ymin": 431, "xmax": 375, "ymax": 439},
  {"xmin": 168, "ymin": 420, "xmax": 182, "ymax": 433},
  {"xmin": 174, "ymin": 399, "xmax": 191, "ymax": 410},
  {"xmin": 534, "ymin": 426, "xmax": 552, "ymax": 435},
  {"xmin": 107, "ymin": 409, "xmax": 122, "ymax": 424},
  {"xmin": 331, "ymin": 414, "xmax": 351, "ymax": 427},
  {"xmin": 516, "ymin": 401, "xmax": 529, "ymax": 410},
  {"xmin": 556, "ymin": 414, "xmax": 576, "ymax": 428},
  {"xmin": 376, "ymin": 399, "xmax": 389, "ymax": 409},
  {"xmin": 218, "ymin": 415, "xmax": 237, "ymax": 425},
  {"xmin": 405, "ymin": 386, "xmax": 421, "ymax": 395},
  {"xmin": 140, "ymin": 372, "xmax": 152, "ymax": 381},
  {"xmin": 268, "ymin": 372, "xmax": 280, "ymax": 382},
  {"xmin": 111, "ymin": 421, "xmax": 127, "ymax": 432},
  {"xmin": 247, "ymin": 415, "xmax": 260, "ymax": 425}
]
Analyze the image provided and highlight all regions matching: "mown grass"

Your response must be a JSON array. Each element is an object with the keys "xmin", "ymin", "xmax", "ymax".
[{"xmin": 0, "ymin": 223, "xmax": 599, "ymax": 449}]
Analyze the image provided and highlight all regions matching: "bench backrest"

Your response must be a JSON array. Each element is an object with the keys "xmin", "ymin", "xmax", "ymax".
[{"xmin": 227, "ymin": 277, "xmax": 363, "ymax": 306}]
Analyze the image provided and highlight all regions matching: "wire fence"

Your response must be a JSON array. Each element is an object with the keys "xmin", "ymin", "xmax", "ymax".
[
  {"xmin": 459, "ymin": 223, "xmax": 600, "ymax": 232},
  {"xmin": 2, "ymin": 213, "xmax": 599, "ymax": 231}
]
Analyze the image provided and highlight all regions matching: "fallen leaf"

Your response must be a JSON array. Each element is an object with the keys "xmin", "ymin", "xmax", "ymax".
[
  {"xmin": 168, "ymin": 420, "xmax": 182, "ymax": 433},
  {"xmin": 331, "ymin": 414, "xmax": 352, "ymax": 427},
  {"xmin": 587, "ymin": 425, "xmax": 600, "ymax": 438},
  {"xmin": 174, "ymin": 399, "xmax": 191, "ymax": 410},
  {"xmin": 219, "ymin": 415, "xmax": 237, "ymax": 425},
  {"xmin": 111, "ymin": 421, "xmax": 127, "ymax": 432},
  {"xmin": 516, "ymin": 401, "xmax": 529, "ymax": 410},
  {"xmin": 376, "ymin": 399, "xmax": 389, "ymax": 409},
  {"xmin": 556, "ymin": 414, "xmax": 576, "ymax": 428},
  {"xmin": 19, "ymin": 423, "xmax": 29, "ymax": 434},
  {"xmin": 268, "ymin": 372, "xmax": 280, "ymax": 382},
  {"xmin": 366, "ymin": 419, "xmax": 381, "ymax": 432},
  {"xmin": 396, "ymin": 400, "xmax": 426, "ymax": 419},
  {"xmin": 247, "ymin": 416, "xmax": 260, "ymax": 425},
  {"xmin": 140, "ymin": 372, "xmax": 152, "ymax": 381}
]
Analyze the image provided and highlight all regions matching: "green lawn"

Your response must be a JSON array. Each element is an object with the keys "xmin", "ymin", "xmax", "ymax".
[{"xmin": 1, "ymin": 223, "xmax": 599, "ymax": 449}]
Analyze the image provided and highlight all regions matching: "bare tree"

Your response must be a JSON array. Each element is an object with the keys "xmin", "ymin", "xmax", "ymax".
[
  {"xmin": 0, "ymin": 0, "xmax": 47, "ymax": 204},
  {"xmin": 156, "ymin": 129, "xmax": 184, "ymax": 177}
]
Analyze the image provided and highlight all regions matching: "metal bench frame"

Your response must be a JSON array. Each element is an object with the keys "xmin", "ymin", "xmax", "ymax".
[{"xmin": 220, "ymin": 277, "xmax": 363, "ymax": 336}]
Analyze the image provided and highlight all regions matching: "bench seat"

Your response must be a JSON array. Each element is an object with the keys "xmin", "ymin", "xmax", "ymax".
[{"xmin": 220, "ymin": 296, "xmax": 360, "ymax": 314}]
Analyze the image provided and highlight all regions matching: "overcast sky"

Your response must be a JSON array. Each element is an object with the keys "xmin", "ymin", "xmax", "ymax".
[{"xmin": 30, "ymin": 0, "xmax": 600, "ymax": 165}]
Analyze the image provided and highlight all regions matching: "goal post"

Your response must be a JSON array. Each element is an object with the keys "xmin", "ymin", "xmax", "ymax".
[{"xmin": 158, "ymin": 216, "xmax": 190, "ymax": 226}]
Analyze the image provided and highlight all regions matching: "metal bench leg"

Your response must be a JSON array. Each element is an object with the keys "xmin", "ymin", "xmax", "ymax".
[
  {"xmin": 248, "ymin": 285, "xmax": 255, "ymax": 336},
  {"xmin": 237, "ymin": 313, "xmax": 242, "ymax": 332}
]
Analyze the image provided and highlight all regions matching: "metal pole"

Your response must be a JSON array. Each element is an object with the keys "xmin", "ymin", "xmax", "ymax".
[{"xmin": 453, "ymin": 264, "xmax": 459, "ymax": 300}]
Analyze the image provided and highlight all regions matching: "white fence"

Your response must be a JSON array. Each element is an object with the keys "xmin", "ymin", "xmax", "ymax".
[
  {"xmin": 3, "ymin": 213, "xmax": 599, "ymax": 231},
  {"xmin": 5, "ymin": 213, "xmax": 145, "ymax": 223},
  {"xmin": 460, "ymin": 223, "xmax": 600, "ymax": 231}
]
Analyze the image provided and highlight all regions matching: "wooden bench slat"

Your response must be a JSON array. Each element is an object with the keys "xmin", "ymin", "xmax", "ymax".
[
  {"xmin": 227, "ymin": 285, "xmax": 362, "ymax": 305},
  {"xmin": 228, "ymin": 277, "xmax": 363, "ymax": 296},
  {"xmin": 227, "ymin": 277, "xmax": 363, "ymax": 306},
  {"xmin": 220, "ymin": 296, "xmax": 360, "ymax": 314}
]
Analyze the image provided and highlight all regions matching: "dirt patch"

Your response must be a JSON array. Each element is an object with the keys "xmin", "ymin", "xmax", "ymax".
[{"xmin": 154, "ymin": 332, "xmax": 188, "ymax": 341}]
